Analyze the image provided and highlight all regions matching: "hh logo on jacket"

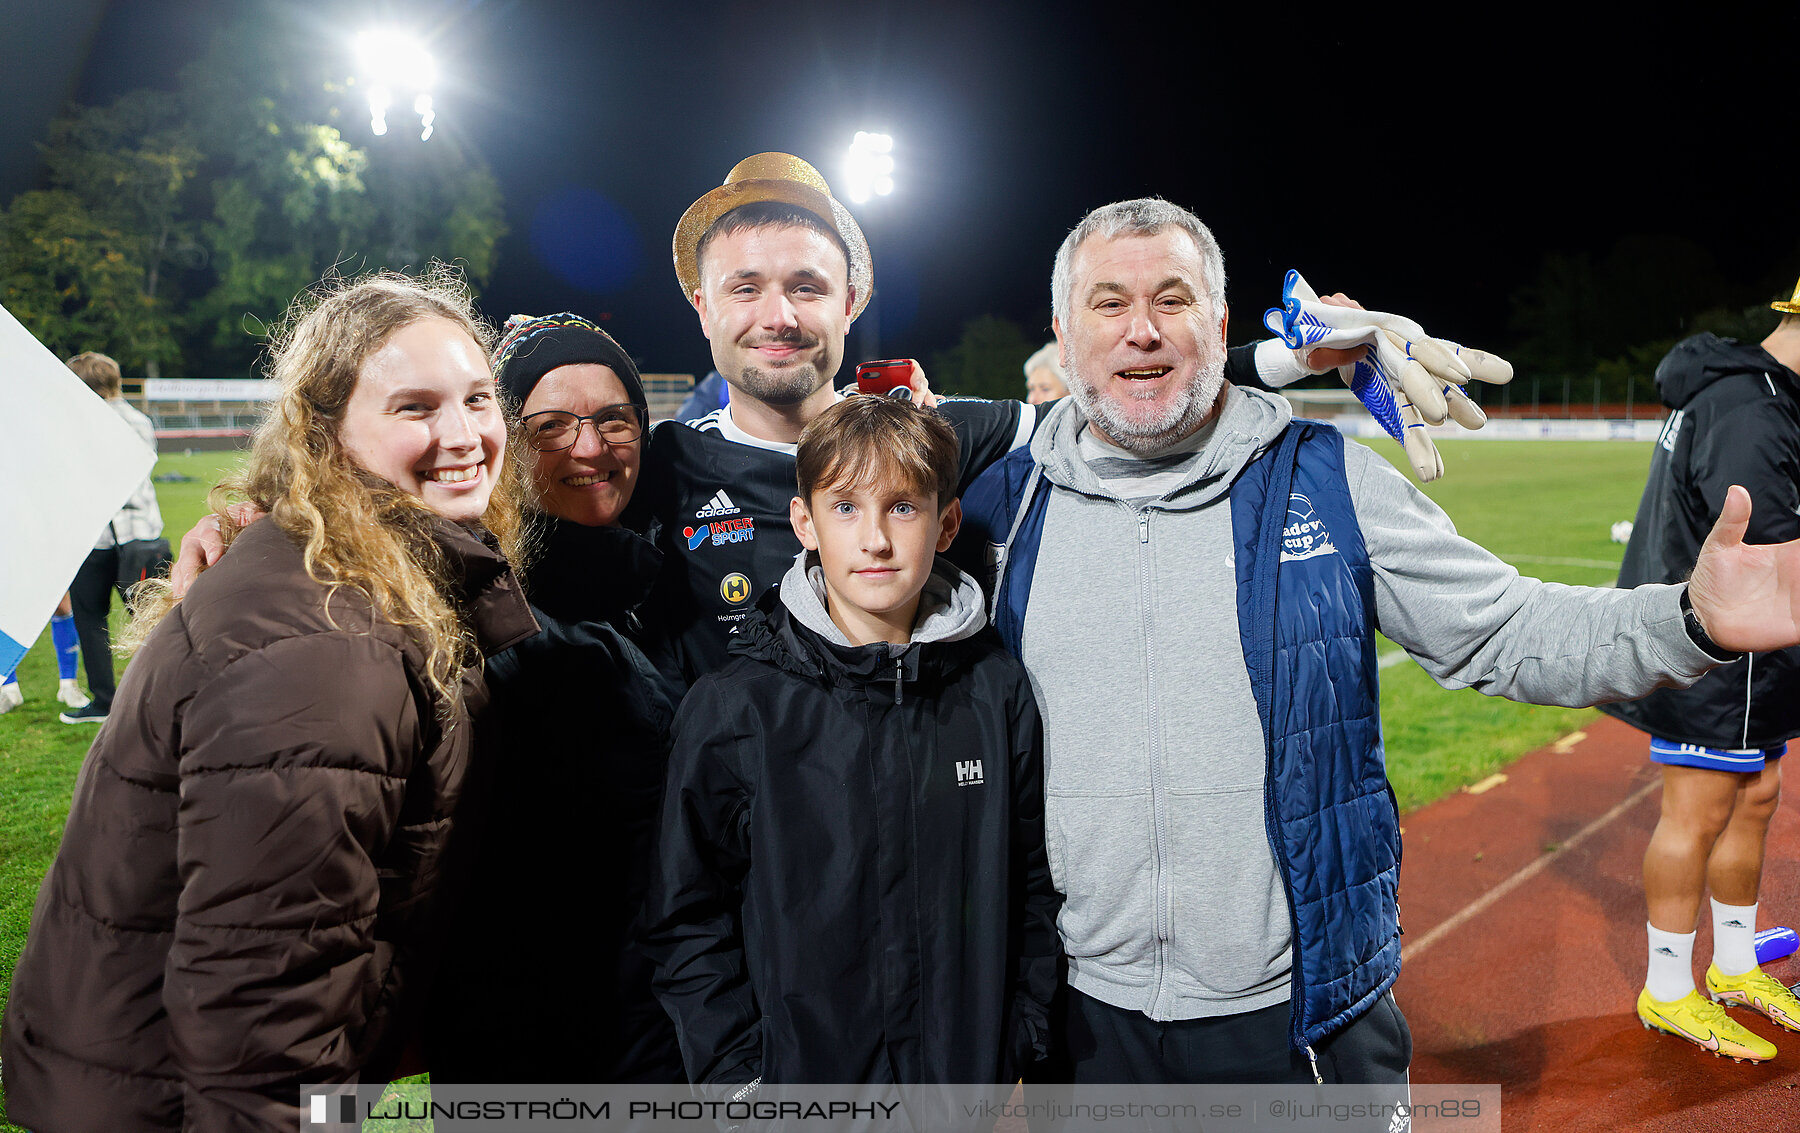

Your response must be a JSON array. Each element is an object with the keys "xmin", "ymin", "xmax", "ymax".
[
  {"xmin": 1280, "ymin": 493, "xmax": 1337, "ymax": 563},
  {"xmin": 956, "ymin": 760, "xmax": 984, "ymax": 787}
]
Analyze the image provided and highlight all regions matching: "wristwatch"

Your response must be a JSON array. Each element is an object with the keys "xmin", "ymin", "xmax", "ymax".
[{"xmin": 1681, "ymin": 587, "xmax": 1744, "ymax": 661}]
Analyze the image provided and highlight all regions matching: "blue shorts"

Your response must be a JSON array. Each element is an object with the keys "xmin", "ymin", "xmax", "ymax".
[{"xmin": 1650, "ymin": 737, "xmax": 1787, "ymax": 773}]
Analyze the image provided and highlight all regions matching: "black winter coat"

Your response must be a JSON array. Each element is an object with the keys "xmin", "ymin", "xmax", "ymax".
[
  {"xmin": 645, "ymin": 568, "xmax": 1061, "ymax": 1091},
  {"xmin": 430, "ymin": 520, "xmax": 685, "ymax": 1083},
  {"xmin": 1602, "ymin": 333, "xmax": 1800, "ymax": 747}
]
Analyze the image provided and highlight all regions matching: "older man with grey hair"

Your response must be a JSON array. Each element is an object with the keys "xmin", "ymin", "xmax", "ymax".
[
  {"xmin": 956, "ymin": 196, "xmax": 1800, "ymax": 1084},
  {"xmin": 1022, "ymin": 342, "xmax": 1069, "ymax": 405}
]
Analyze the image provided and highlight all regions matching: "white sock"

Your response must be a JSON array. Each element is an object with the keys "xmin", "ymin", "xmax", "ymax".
[
  {"xmin": 1712, "ymin": 899, "xmax": 1759, "ymax": 977},
  {"xmin": 1646, "ymin": 923, "xmax": 1697, "ymax": 1001}
]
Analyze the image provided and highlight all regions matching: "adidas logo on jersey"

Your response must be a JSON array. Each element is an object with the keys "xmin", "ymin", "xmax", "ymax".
[{"xmin": 696, "ymin": 490, "xmax": 740, "ymax": 518}]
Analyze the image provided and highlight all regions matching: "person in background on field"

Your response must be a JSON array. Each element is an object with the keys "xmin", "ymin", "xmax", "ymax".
[
  {"xmin": 1601, "ymin": 278, "xmax": 1800, "ymax": 1062},
  {"xmin": 1022, "ymin": 342, "xmax": 1069, "ymax": 405},
  {"xmin": 648, "ymin": 395, "xmax": 1059, "ymax": 1107},
  {"xmin": 1, "ymin": 270, "xmax": 537, "ymax": 1132},
  {"xmin": 429, "ymin": 311, "xmax": 685, "ymax": 1085},
  {"xmin": 0, "ymin": 592, "xmax": 88, "ymax": 714},
  {"xmin": 59, "ymin": 351, "xmax": 163, "ymax": 726}
]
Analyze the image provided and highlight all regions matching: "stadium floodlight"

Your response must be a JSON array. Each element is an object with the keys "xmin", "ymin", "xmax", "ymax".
[
  {"xmin": 415, "ymin": 94, "xmax": 435, "ymax": 142},
  {"xmin": 368, "ymin": 86, "xmax": 392, "ymax": 136},
  {"xmin": 844, "ymin": 131, "xmax": 895, "ymax": 204},
  {"xmin": 354, "ymin": 30, "xmax": 438, "ymax": 140}
]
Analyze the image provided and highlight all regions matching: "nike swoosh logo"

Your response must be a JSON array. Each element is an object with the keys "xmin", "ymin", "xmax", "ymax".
[
  {"xmin": 1651, "ymin": 1009, "xmax": 1721, "ymax": 1051},
  {"xmin": 1734, "ymin": 994, "xmax": 1799, "ymax": 1027}
]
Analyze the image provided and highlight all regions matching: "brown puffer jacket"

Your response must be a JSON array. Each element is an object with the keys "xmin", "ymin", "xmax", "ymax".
[{"xmin": 1, "ymin": 517, "xmax": 537, "ymax": 1133}]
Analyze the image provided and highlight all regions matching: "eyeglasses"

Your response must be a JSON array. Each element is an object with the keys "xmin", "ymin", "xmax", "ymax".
[{"xmin": 520, "ymin": 405, "xmax": 646, "ymax": 452}]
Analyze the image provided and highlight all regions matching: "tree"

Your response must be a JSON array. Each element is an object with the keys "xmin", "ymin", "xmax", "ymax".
[
  {"xmin": 0, "ymin": 190, "xmax": 178, "ymax": 372},
  {"xmin": 0, "ymin": 9, "xmax": 509, "ymax": 378},
  {"xmin": 180, "ymin": 104, "xmax": 377, "ymax": 373},
  {"xmin": 173, "ymin": 18, "xmax": 507, "ymax": 376},
  {"xmin": 928, "ymin": 315, "xmax": 1038, "ymax": 401},
  {"xmin": 1, "ymin": 91, "xmax": 204, "ymax": 375},
  {"xmin": 1506, "ymin": 237, "xmax": 1776, "ymax": 409},
  {"xmin": 1506, "ymin": 250, "xmax": 1596, "ymax": 385}
]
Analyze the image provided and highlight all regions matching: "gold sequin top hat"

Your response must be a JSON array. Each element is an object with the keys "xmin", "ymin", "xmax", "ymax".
[
  {"xmin": 1773, "ymin": 277, "xmax": 1800, "ymax": 315},
  {"xmin": 673, "ymin": 152, "xmax": 872, "ymax": 321}
]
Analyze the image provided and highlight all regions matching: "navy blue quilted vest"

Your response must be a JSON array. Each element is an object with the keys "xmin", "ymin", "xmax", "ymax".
[
  {"xmin": 961, "ymin": 419, "xmax": 1400, "ymax": 1049},
  {"xmin": 1229, "ymin": 421, "xmax": 1399, "ymax": 1049}
]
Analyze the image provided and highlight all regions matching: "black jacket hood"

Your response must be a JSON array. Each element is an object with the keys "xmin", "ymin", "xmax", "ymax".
[
  {"xmin": 1655, "ymin": 332, "xmax": 1794, "ymax": 410},
  {"xmin": 1604, "ymin": 333, "xmax": 1800, "ymax": 749}
]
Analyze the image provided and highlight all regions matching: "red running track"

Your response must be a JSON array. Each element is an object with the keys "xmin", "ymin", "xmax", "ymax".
[{"xmin": 1398, "ymin": 714, "xmax": 1800, "ymax": 1129}]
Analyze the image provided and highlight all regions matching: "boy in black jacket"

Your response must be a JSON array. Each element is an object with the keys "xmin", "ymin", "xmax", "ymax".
[{"xmin": 646, "ymin": 395, "xmax": 1061, "ymax": 1104}]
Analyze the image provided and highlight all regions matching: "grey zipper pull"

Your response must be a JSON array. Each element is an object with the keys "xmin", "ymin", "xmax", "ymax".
[
  {"xmin": 1139, "ymin": 510, "xmax": 1150, "ymax": 544},
  {"xmin": 1305, "ymin": 1044, "xmax": 1323, "ymax": 1084},
  {"xmin": 894, "ymin": 654, "xmax": 903, "ymax": 705}
]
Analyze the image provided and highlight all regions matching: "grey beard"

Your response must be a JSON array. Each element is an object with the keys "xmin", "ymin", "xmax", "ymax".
[
  {"xmin": 1071, "ymin": 353, "xmax": 1226, "ymax": 455},
  {"xmin": 731, "ymin": 363, "xmax": 825, "ymax": 407}
]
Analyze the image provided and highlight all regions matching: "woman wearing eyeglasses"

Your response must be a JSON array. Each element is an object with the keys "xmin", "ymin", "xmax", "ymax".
[{"xmin": 428, "ymin": 312, "xmax": 687, "ymax": 1085}]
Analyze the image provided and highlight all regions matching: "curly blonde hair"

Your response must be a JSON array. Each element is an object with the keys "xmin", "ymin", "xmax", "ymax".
[{"xmin": 123, "ymin": 267, "xmax": 530, "ymax": 716}]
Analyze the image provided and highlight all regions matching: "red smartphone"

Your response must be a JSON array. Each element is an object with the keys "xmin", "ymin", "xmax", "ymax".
[{"xmin": 854, "ymin": 358, "xmax": 916, "ymax": 400}]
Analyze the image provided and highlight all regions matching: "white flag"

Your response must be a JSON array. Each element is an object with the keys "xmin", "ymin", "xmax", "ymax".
[{"xmin": 0, "ymin": 303, "xmax": 156, "ymax": 674}]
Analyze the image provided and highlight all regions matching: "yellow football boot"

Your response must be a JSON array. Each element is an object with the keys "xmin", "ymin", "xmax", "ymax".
[
  {"xmin": 1706, "ymin": 964, "xmax": 1800, "ymax": 1033},
  {"xmin": 1637, "ymin": 988, "xmax": 1776, "ymax": 1062}
]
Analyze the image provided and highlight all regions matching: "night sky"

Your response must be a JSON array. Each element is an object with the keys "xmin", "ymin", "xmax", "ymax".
[{"xmin": 3, "ymin": 0, "xmax": 1796, "ymax": 379}]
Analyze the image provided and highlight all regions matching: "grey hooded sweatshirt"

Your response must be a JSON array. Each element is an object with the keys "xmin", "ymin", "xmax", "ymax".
[
  {"xmin": 780, "ymin": 550, "xmax": 988, "ymax": 649},
  {"xmin": 1016, "ymin": 384, "xmax": 1718, "ymax": 1021}
]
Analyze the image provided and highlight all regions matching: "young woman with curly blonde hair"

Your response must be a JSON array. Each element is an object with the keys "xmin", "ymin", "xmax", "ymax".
[{"xmin": 2, "ymin": 269, "xmax": 541, "ymax": 1132}]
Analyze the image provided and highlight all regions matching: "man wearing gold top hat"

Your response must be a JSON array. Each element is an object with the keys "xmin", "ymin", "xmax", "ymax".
[
  {"xmin": 1601, "ymin": 280, "xmax": 1800, "ymax": 1061},
  {"xmin": 632, "ymin": 152, "xmax": 1368, "ymax": 686},
  {"xmin": 625, "ymin": 152, "xmax": 1033, "ymax": 683}
]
